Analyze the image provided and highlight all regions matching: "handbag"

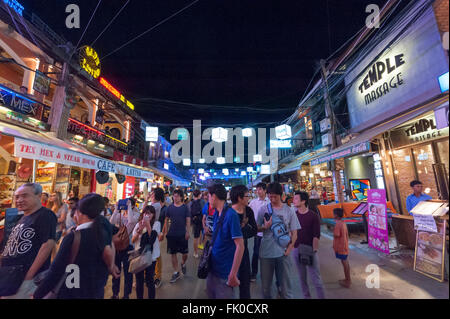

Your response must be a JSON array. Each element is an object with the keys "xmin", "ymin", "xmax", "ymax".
[
  {"xmin": 298, "ymin": 244, "xmax": 314, "ymax": 266},
  {"xmin": 113, "ymin": 210, "xmax": 130, "ymax": 252},
  {"xmin": 128, "ymin": 245, "xmax": 153, "ymax": 274},
  {"xmin": 267, "ymin": 204, "xmax": 291, "ymax": 248},
  {"xmin": 197, "ymin": 206, "xmax": 228, "ymax": 279},
  {"xmin": 0, "ymin": 264, "xmax": 26, "ymax": 297},
  {"xmin": 43, "ymin": 230, "xmax": 81, "ymax": 299}
]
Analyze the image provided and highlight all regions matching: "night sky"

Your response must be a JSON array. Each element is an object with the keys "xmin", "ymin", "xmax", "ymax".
[{"xmin": 20, "ymin": 0, "xmax": 388, "ymax": 133}]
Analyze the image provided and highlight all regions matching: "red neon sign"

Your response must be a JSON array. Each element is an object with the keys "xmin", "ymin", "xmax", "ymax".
[{"xmin": 99, "ymin": 77, "xmax": 121, "ymax": 99}]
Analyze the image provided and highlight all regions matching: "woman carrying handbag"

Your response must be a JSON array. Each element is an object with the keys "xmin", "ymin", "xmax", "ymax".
[{"xmin": 131, "ymin": 205, "xmax": 160, "ymax": 299}]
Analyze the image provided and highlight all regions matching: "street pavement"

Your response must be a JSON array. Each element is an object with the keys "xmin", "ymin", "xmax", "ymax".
[{"xmin": 104, "ymin": 226, "xmax": 449, "ymax": 299}]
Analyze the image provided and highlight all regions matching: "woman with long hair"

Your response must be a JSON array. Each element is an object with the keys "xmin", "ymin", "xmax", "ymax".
[
  {"xmin": 131, "ymin": 205, "xmax": 161, "ymax": 299},
  {"xmin": 47, "ymin": 192, "xmax": 68, "ymax": 242},
  {"xmin": 34, "ymin": 194, "xmax": 113, "ymax": 299}
]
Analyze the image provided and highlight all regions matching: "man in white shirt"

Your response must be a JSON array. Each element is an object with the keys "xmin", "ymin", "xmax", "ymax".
[{"xmin": 248, "ymin": 182, "xmax": 269, "ymax": 282}]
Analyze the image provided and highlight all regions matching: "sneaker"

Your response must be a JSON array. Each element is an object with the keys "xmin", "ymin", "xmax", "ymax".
[
  {"xmin": 198, "ymin": 243, "xmax": 204, "ymax": 250},
  {"xmin": 250, "ymin": 274, "xmax": 257, "ymax": 282},
  {"xmin": 170, "ymin": 272, "xmax": 181, "ymax": 283},
  {"xmin": 121, "ymin": 295, "xmax": 129, "ymax": 299},
  {"xmin": 193, "ymin": 253, "xmax": 199, "ymax": 258},
  {"xmin": 154, "ymin": 279, "xmax": 162, "ymax": 288},
  {"xmin": 111, "ymin": 295, "xmax": 118, "ymax": 299},
  {"xmin": 181, "ymin": 263, "xmax": 187, "ymax": 275}
]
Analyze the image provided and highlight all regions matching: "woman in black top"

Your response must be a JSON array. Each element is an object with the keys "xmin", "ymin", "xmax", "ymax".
[
  {"xmin": 34, "ymin": 194, "xmax": 112, "ymax": 299},
  {"xmin": 230, "ymin": 185, "xmax": 257, "ymax": 299}
]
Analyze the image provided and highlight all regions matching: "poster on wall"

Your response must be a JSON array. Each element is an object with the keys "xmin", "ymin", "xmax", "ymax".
[
  {"xmin": 367, "ymin": 189, "xmax": 390, "ymax": 254},
  {"xmin": 0, "ymin": 175, "xmax": 16, "ymax": 209},
  {"xmin": 414, "ymin": 220, "xmax": 446, "ymax": 282}
]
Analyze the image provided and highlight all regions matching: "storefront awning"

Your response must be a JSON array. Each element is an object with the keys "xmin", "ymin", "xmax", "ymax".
[
  {"xmin": 309, "ymin": 96, "xmax": 449, "ymax": 166},
  {"xmin": 150, "ymin": 166, "xmax": 192, "ymax": 187},
  {"xmin": 278, "ymin": 148, "xmax": 329, "ymax": 174},
  {"xmin": 1, "ymin": 122, "xmax": 155, "ymax": 179}
]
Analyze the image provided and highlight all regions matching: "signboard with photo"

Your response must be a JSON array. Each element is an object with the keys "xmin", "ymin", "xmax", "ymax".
[
  {"xmin": 414, "ymin": 220, "xmax": 446, "ymax": 282},
  {"xmin": 367, "ymin": 189, "xmax": 390, "ymax": 254},
  {"xmin": 33, "ymin": 71, "xmax": 51, "ymax": 95}
]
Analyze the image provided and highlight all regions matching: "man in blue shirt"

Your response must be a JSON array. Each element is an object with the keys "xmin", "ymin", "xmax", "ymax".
[
  {"xmin": 406, "ymin": 180, "xmax": 432, "ymax": 215},
  {"xmin": 207, "ymin": 183, "xmax": 244, "ymax": 299}
]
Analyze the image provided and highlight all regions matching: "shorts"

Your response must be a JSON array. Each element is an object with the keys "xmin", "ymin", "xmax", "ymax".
[
  {"xmin": 192, "ymin": 223, "xmax": 202, "ymax": 239},
  {"xmin": 335, "ymin": 253, "xmax": 348, "ymax": 260},
  {"xmin": 167, "ymin": 235, "xmax": 189, "ymax": 255}
]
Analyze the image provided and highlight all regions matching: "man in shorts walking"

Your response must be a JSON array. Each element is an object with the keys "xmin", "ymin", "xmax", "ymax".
[{"xmin": 164, "ymin": 189, "xmax": 191, "ymax": 283}]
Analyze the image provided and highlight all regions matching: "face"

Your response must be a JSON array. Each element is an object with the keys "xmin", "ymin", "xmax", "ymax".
[
  {"xmin": 268, "ymin": 193, "xmax": 281, "ymax": 205},
  {"xmin": 50, "ymin": 193, "xmax": 58, "ymax": 203},
  {"xmin": 208, "ymin": 193, "xmax": 217, "ymax": 208},
  {"xmin": 41, "ymin": 193, "xmax": 48, "ymax": 202},
  {"xmin": 413, "ymin": 184, "xmax": 423, "ymax": 193},
  {"xmin": 15, "ymin": 186, "xmax": 41, "ymax": 212},
  {"xmin": 68, "ymin": 200, "xmax": 77, "ymax": 210},
  {"xmin": 240, "ymin": 192, "xmax": 250, "ymax": 206},
  {"xmin": 256, "ymin": 187, "xmax": 266, "ymax": 199},
  {"xmin": 173, "ymin": 193, "xmax": 181, "ymax": 204}
]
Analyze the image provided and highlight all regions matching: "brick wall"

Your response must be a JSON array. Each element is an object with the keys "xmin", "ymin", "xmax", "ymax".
[{"xmin": 433, "ymin": 0, "xmax": 449, "ymax": 32}]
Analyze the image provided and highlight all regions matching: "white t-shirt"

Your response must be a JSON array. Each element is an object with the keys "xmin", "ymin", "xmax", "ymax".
[
  {"xmin": 132, "ymin": 221, "xmax": 161, "ymax": 261},
  {"xmin": 249, "ymin": 197, "xmax": 270, "ymax": 237}
]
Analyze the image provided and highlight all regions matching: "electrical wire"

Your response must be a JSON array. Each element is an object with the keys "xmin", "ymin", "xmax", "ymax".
[
  {"xmin": 90, "ymin": 0, "xmax": 130, "ymax": 47},
  {"xmin": 101, "ymin": 0, "xmax": 201, "ymax": 60}
]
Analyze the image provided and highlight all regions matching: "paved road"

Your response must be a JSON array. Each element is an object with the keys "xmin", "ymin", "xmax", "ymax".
[{"xmin": 104, "ymin": 227, "xmax": 449, "ymax": 299}]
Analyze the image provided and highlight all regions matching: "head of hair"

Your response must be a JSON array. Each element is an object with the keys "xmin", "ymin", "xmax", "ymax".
[
  {"xmin": 103, "ymin": 197, "xmax": 109, "ymax": 205},
  {"xmin": 23, "ymin": 183, "xmax": 43, "ymax": 196},
  {"xmin": 129, "ymin": 197, "xmax": 136, "ymax": 207},
  {"xmin": 173, "ymin": 189, "xmax": 184, "ymax": 198},
  {"xmin": 193, "ymin": 189, "xmax": 201, "ymax": 198},
  {"xmin": 69, "ymin": 197, "xmax": 79, "ymax": 203},
  {"xmin": 410, "ymin": 180, "xmax": 423, "ymax": 188},
  {"xmin": 208, "ymin": 183, "xmax": 227, "ymax": 201},
  {"xmin": 77, "ymin": 193, "xmax": 106, "ymax": 251},
  {"xmin": 333, "ymin": 208, "xmax": 344, "ymax": 218},
  {"xmin": 267, "ymin": 182, "xmax": 283, "ymax": 196},
  {"xmin": 295, "ymin": 191, "xmax": 309, "ymax": 207},
  {"xmin": 154, "ymin": 188, "xmax": 165, "ymax": 202},
  {"xmin": 230, "ymin": 185, "xmax": 248, "ymax": 204},
  {"xmin": 256, "ymin": 183, "xmax": 267, "ymax": 191}
]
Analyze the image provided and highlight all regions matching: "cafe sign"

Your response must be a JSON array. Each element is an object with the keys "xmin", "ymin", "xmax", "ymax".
[{"xmin": 79, "ymin": 46, "xmax": 101, "ymax": 79}]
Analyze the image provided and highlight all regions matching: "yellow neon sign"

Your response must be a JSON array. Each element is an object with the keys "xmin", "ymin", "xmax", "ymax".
[{"xmin": 79, "ymin": 46, "xmax": 101, "ymax": 79}]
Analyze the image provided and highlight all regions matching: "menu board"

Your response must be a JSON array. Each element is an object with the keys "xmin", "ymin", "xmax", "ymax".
[
  {"xmin": 0, "ymin": 175, "xmax": 16, "ymax": 209},
  {"xmin": 414, "ymin": 220, "xmax": 446, "ymax": 282},
  {"xmin": 367, "ymin": 189, "xmax": 390, "ymax": 254},
  {"xmin": 36, "ymin": 162, "xmax": 55, "ymax": 194}
]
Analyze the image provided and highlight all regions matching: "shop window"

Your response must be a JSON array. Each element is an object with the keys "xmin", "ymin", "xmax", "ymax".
[
  {"xmin": 436, "ymin": 139, "xmax": 449, "ymax": 180},
  {"xmin": 391, "ymin": 148, "xmax": 416, "ymax": 213},
  {"xmin": 412, "ymin": 144, "xmax": 438, "ymax": 199}
]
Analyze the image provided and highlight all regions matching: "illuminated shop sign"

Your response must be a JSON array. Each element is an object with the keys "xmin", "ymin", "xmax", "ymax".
[
  {"xmin": 311, "ymin": 142, "xmax": 370, "ymax": 166},
  {"xmin": 4, "ymin": 0, "xmax": 24, "ymax": 16},
  {"xmin": 99, "ymin": 77, "xmax": 134, "ymax": 110},
  {"xmin": 0, "ymin": 107, "xmax": 49, "ymax": 131},
  {"xmin": 0, "ymin": 85, "xmax": 49, "ymax": 122},
  {"xmin": 270, "ymin": 139, "xmax": 292, "ymax": 149},
  {"xmin": 68, "ymin": 118, "xmax": 128, "ymax": 152},
  {"xmin": 79, "ymin": 46, "xmax": 101, "ymax": 78}
]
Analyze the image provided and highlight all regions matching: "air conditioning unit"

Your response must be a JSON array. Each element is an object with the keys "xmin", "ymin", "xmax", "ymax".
[
  {"xmin": 322, "ymin": 133, "xmax": 332, "ymax": 146},
  {"xmin": 320, "ymin": 118, "xmax": 331, "ymax": 132}
]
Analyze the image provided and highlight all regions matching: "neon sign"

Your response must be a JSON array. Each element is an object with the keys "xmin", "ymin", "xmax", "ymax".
[
  {"xmin": 99, "ymin": 77, "xmax": 135, "ymax": 110},
  {"xmin": 79, "ymin": 46, "xmax": 101, "ymax": 78},
  {"xmin": 4, "ymin": 0, "xmax": 24, "ymax": 16}
]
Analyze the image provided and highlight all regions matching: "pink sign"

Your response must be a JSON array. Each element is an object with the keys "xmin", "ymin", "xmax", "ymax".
[{"xmin": 367, "ymin": 189, "xmax": 390, "ymax": 254}]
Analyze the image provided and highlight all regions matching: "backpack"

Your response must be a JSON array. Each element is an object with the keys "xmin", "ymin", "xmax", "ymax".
[
  {"xmin": 190, "ymin": 200, "xmax": 203, "ymax": 226},
  {"xmin": 267, "ymin": 204, "xmax": 291, "ymax": 249}
]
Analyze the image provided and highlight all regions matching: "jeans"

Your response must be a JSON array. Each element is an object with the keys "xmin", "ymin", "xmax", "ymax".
[
  {"xmin": 238, "ymin": 246, "xmax": 251, "ymax": 299},
  {"xmin": 206, "ymin": 272, "xmax": 235, "ymax": 299},
  {"xmin": 251, "ymin": 236, "xmax": 262, "ymax": 276},
  {"xmin": 292, "ymin": 247, "xmax": 326, "ymax": 299},
  {"xmin": 112, "ymin": 245, "xmax": 133, "ymax": 297},
  {"xmin": 260, "ymin": 255, "xmax": 295, "ymax": 299},
  {"xmin": 135, "ymin": 262, "xmax": 156, "ymax": 299}
]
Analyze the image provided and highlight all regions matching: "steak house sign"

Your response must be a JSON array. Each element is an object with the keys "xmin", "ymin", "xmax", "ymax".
[{"xmin": 358, "ymin": 53, "xmax": 405, "ymax": 105}]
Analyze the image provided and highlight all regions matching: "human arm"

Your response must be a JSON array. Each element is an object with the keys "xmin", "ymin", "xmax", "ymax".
[
  {"xmin": 109, "ymin": 203, "xmax": 120, "ymax": 225},
  {"xmin": 25, "ymin": 240, "xmax": 55, "ymax": 280},
  {"xmin": 228, "ymin": 237, "xmax": 244, "ymax": 287},
  {"xmin": 284, "ymin": 230, "xmax": 297, "ymax": 256},
  {"xmin": 406, "ymin": 196, "xmax": 413, "ymax": 215},
  {"xmin": 103, "ymin": 244, "xmax": 120, "ymax": 279},
  {"xmin": 185, "ymin": 217, "xmax": 191, "ymax": 240}
]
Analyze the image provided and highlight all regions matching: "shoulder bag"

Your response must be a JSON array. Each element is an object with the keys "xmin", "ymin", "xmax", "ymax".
[
  {"xmin": 267, "ymin": 204, "xmax": 291, "ymax": 248},
  {"xmin": 298, "ymin": 244, "xmax": 314, "ymax": 266},
  {"xmin": 197, "ymin": 206, "xmax": 228, "ymax": 279},
  {"xmin": 43, "ymin": 230, "xmax": 81, "ymax": 299},
  {"xmin": 112, "ymin": 210, "xmax": 130, "ymax": 252}
]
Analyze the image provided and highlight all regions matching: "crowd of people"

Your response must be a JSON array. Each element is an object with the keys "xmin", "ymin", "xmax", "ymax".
[{"xmin": 0, "ymin": 181, "xmax": 353, "ymax": 299}]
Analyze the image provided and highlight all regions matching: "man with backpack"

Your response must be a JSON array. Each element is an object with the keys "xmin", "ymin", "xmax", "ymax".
[
  {"xmin": 256, "ymin": 182, "xmax": 300, "ymax": 299},
  {"xmin": 188, "ymin": 190, "xmax": 204, "ymax": 258}
]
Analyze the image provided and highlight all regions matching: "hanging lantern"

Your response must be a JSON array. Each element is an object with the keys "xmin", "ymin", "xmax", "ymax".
[{"xmin": 212, "ymin": 127, "xmax": 228, "ymax": 143}]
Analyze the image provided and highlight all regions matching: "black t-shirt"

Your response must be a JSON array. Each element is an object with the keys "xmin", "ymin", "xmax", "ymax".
[{"xmin": 1, "ymin": 207, "xmax": 57, "ymax": 274}]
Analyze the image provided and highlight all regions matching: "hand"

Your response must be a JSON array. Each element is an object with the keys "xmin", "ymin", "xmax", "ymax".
[
  {"xmin": 204, "ymin": 227, "xmax": 212, "ymax": 235},
  {"xmin": 185, "ymin": 231, "xmax": 190, "ymax": 241},
  {"xmin": 263, "ymin": 216, "xmax": 272, "ymax": 230},
  {"xmin": 227, "ymin": 274, "xmax": 240, "ymax": 287},
  {"xmin": 158, "ymin": 233, "xmax": 165, "ymax": 242},
  {"xmin": 284, "ymin": 246, "xmax": 293, "ymax": 256},
  {"xmin": 109, "ymin": 265, "xmax": 120, "ymax": 279}
]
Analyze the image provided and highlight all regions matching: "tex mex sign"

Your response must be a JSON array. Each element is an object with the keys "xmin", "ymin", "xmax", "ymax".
[{"xmin": 0, "ymin": 85, "xmax": 49, "ymax": 122}]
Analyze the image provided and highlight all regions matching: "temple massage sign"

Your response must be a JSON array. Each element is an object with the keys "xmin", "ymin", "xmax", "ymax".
[{"xmin": 345, "ymin": 2, "xmax": 449, "ymax": 132}]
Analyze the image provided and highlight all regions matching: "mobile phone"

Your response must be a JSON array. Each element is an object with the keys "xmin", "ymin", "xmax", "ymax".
[
  {"xmin": 118, "ymin": 199, "xmax": 128, "ymax": 210},
  {"xmin": 143, "ymin": 215, "xmax": 150, "ymax": 223}
]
